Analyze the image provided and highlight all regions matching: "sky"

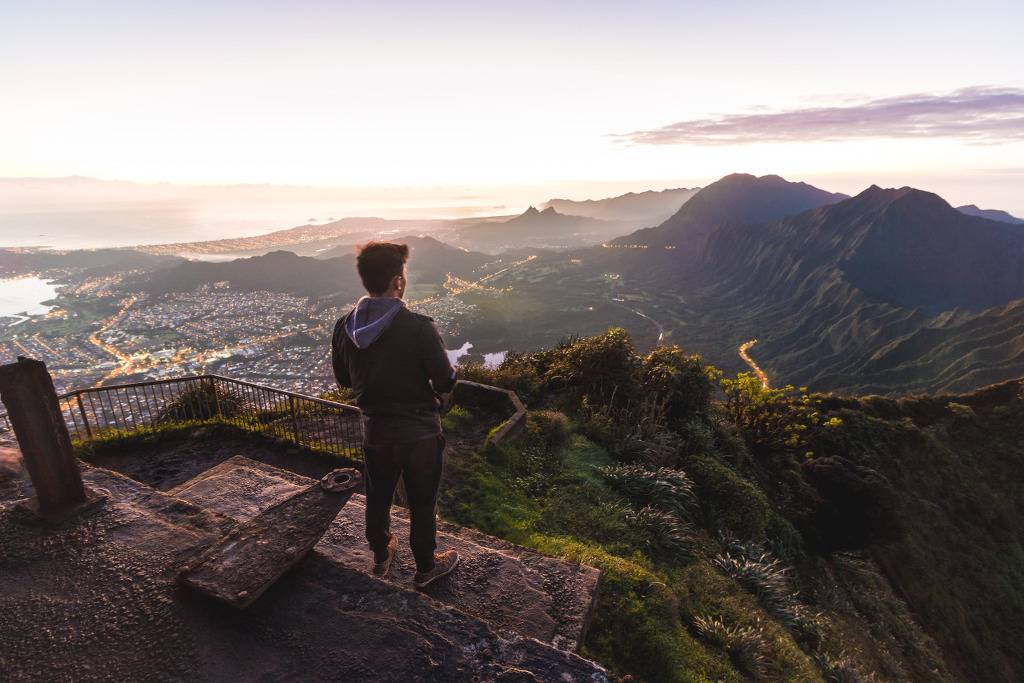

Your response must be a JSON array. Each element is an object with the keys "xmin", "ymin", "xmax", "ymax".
[{"xmin": 2, "ymin": 0, "xmax": 1023, "ymax": 213}]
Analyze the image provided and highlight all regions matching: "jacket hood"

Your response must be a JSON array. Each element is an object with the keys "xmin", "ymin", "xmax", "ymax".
[{"xmin": 344, "ymin": 296, "xmax": 405, "ymax": 349}]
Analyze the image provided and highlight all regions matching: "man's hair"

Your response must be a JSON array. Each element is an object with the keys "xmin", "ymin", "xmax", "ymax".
[{"xmin": 356, "ymin": 241, "xmax": 410, "ymax": 294}]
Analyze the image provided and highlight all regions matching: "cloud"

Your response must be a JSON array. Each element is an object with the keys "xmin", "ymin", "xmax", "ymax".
[{"xmin": 617, "ymin": 86, "xmax": 1024, "ymax": 146}]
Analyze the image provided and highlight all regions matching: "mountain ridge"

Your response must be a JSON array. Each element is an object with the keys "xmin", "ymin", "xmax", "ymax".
[
  {"xmin": 141, "ymin": 235, "xmax": 491, "ymax": 297},
  {"xmin": 540, "ymin": 186, "xmax": 700, "ymax": 222},
  {"xmin": 478, "ymin": 173, "xmax": 1024, "ymax": 396},
  {"xmin": 956, "ymin": 203, "xmax": 1024, "ymax": 224},
  {"xmin": 611, "ymin": 173, "xmax": 848, "ymax": 251},
  {"xmin": 449, "ymin": 206, "xmax": 634, "ymax": 252}
]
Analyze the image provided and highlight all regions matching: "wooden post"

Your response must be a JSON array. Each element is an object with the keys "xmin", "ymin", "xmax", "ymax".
[{"xmin": 0, "ymin": 357, "xmax": 105, "ymax": 521}]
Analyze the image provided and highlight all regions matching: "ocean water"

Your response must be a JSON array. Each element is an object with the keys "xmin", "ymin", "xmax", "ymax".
[
  {"xmin": 0, "ymin": 202, "xmax": 321, "ymax": 250},
  {"xmin": 0, "ymin": 182, "xmax": 515, "ymax": 250},
  {"xmin": 0, "ymin": 277, "xmax": 59, "ymax": 322}
]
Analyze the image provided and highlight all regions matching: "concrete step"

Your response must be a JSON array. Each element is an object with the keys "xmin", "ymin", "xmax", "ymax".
[
  {"xmin": 1, "ymin": 464, "xmax": 609, "ymax": 682},
  {"xmin": 169, "ymin": 455, "xmax": 600, "ymax": 652}
]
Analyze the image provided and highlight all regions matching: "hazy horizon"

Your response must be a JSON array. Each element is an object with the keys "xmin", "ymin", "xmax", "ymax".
[
  {"xmin": 0, "ymin": 175, "xmax": 707, "ymax": 249},
  {"xmin": 3, "ymin": 0, "xmax": 1022, "ymax": 240},
  {"xmin": 2, "ymin": 169, "xmax": 1022, "ymax": 249}
]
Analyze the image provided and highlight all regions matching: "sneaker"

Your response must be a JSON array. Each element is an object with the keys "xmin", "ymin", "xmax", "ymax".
[
  {"xmin": 413, "ymin": 550, "xmax": 460, "ymax": 588},
  {"xmin": 372, "ymin": 535, "xmax": 397, "ymax": 577}
]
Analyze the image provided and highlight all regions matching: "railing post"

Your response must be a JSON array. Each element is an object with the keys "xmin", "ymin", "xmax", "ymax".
[
  {"xmin": 289, "ymin": 395, "xmax": 300, "ymax": 446},
  {"xmin": 75, "ymin": 393, "xmax": 93, "ymax": 439},
  {"xmin": 208, "ymin": 376, "xmax": 221, "ymax": 420},
  {"xmin": 0, "ymin": 357, "xmax": 105, "ymax": 521}
]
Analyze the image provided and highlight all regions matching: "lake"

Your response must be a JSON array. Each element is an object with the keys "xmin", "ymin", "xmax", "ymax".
[
  {"xmin": 0, "ymin": 277, "xmax": 60, "ymax": 323},
  {"xmin": 447, "ymin": 342, "xmax": 507, "ymax": 370}
]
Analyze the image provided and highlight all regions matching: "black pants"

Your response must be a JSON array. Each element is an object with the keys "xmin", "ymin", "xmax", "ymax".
[{"xmin": 363, "ymin": 434, "xmax": 445, "ymax": 572}]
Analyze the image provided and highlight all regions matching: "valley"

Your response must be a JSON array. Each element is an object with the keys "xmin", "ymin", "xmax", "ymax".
[{"xmin": 4, "ymin": 173, "xmax": 1024, "ymax": 400}]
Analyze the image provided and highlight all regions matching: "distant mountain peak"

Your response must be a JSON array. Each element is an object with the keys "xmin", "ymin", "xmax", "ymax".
[
  {"xmin": 718, "ymin": 172, "xmax": 787, "ymax": 186},
  {"xmin": 887, "ymin": 187, "xmax": 951, "ymax": 210},
  {"xmin": 612, "ymin": 172, "xmax": 846, "ymax": 248},
  {"xmin": 956, "ymin": 203, "xmax": 1024, "ymax": 225},
  {"xmin": 512, "ymin": 205, "xmax": 572, "ymax": 223},
  {"xmin": 539, "ymin": 187, "xmax": 701, "ymax": 223},
  {"xmin": 719, "ymin": 172, "xmax": 758, "ymax": 182},
  {"xmin": 847, "ymin": 185, "xmax": 951, "ymax": 215}
]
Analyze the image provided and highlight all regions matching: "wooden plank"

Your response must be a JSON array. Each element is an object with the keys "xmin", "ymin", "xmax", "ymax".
[{"xmin": 179, "ymin": 468, "xmax": 361, "ymax": 608}]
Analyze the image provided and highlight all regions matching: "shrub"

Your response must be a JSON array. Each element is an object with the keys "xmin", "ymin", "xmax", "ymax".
[
  {"xmin": 617, "ymin": 428, "xmax": 682, "ymax": 468},
  {"xmin": 946, "ymin": 402, "xmax": 976, "ymax": 419},
  {"xmin": 598, "ymin": 463, "xmax": 697, "ymax": 519},
  {"xmin": 622, "ymin": 504, "xmax": 694, "ymax": 558},
  {"xmin": 441, "ymin": 404, "xmax": 474, "ymax": 432},
  {"xmin": 525, "ymin": 410, "xmax": 572, "ymax": 450},
  {"xmin": 640, "ymin": 345, "xmax": 720, "ymax": 426},
  {"xmin": 319, "ymin": 387, "xmax": 357, "ymax": 404},
  {"xmin": 720, "ymin": 373, "xmax": 834, "ymax": 456},
  {"xmin": 579, "ymin": 393, "xmax": 673, "ymax": 456},
  {"xmin": 542, "ymin": 328, "xmax": 640, "ymax": 404},
  {"xmin": 713, "ymin": 552, "xmax": 805, "ymax": 629},
  {"xmin": 765, "ymin": 514, "xmax": 805, "ymax": 563},
  {"xmin": 693, "ymin": 614, "xmax": 769, "ymax": 679},
  {"xmin": 858, "ymin": 395, "xmax": 901, "ymax": 421},
  {"xmin": 679, "ymin": 417, "xmax": 716, "ymax": 455},
  {"xmin": 816, "ymin": 652, "xmax": 877, "ymax": 683},
  {"xmin": 798, "ymin": 456, "xmax": 901, "ymax": 552},
  {"xmin": 992, "ymin": 405, "xmax": 1012, "ymax": 417},
  {"xmin": 717, "ymin": 530, "xmax": 765, "ymax": 561},
  {"xmin": 157, "ymin": 382, "xmax": 245, "ymax": 422},
  {"xmin": 578, "ymin": 398, "xmax": 625, "ymax": 448},
  {"xmin": 459, "ymin": 357, "xmax": 544, "ymax": 404},
  {"xmin": 687, "ymin": 455, "xmax": 771, "ymax": 540}
]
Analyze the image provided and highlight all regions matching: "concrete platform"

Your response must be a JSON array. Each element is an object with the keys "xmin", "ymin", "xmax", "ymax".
[
  {"xmin": 0, "ymin": 464, "xmax": 608, "ymax": 682},
  {"xmin": 170, "ymin": 455, "xmax": 601, "ymax": 651}
]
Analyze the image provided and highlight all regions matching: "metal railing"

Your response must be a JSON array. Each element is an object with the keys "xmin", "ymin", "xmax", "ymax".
[{"xmin": 0, "ymin": 375, "xmax": 362, "ymax": 458}]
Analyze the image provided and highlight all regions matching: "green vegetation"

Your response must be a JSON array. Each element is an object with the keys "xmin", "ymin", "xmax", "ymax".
[
  {"xmin": 444, "ymin": 328, "xmax": 1024, "ymax": 682},
  {"xmin": 73, "ymin": 419, "xmax": 357, "ymax": 472},
  {"xmin": 157, "ymin": 382, "xmax": 246, "ymax": 422},
  {"xmin": 70, "ymin": 326, "xmax": 1022, "ymax": 681},
  {"xmin": 692, "ymin": 615, "xmax": 770, "ymax": 679},
  {"xmin": 721, "ymin": 373, "xmax": 841, "ymax": 460}
]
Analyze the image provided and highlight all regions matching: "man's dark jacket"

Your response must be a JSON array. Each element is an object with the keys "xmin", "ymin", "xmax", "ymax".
[{"xmin": 332, "ymin": 299, "xmax": 456, "ymax": 443}]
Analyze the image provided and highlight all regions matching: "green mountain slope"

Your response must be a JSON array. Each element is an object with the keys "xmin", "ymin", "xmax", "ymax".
[
  {"xmin": 612, "ymin": 173, "xmax": 847, "ymax": 251},
  {"xmin": 473, "ymin": 174, "xmax": 1024, "ymax": 397},
  {"xmin": 448, "ymin": 329, "xmax": 1024, "ymax": 682},
  {"xmin": 140, "ymin": 236, "xmax": 491, "ymax": 296}
]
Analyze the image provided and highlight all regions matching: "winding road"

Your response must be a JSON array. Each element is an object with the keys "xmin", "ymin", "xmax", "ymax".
[
  {"xmin": 738, "ymin": 339, "xmax": 770, "ymax": 389},
  {"xmin": 625, "ymin": 306, "xmax": 665, "ymax": 344}
]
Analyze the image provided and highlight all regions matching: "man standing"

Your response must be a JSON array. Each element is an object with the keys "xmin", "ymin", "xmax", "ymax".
[{"xmin": 332, "ymin": 242, "xmax": 460, "ymax": 588}]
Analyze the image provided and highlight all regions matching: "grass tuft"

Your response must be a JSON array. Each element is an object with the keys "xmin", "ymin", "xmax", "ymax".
[
  {"xmin": 693, "ymin": 614, "xmax": 769, "ymax": 679},
  {"xmin": 598, "ymin": 463, "xmax": 697, "ymax": 520}
]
